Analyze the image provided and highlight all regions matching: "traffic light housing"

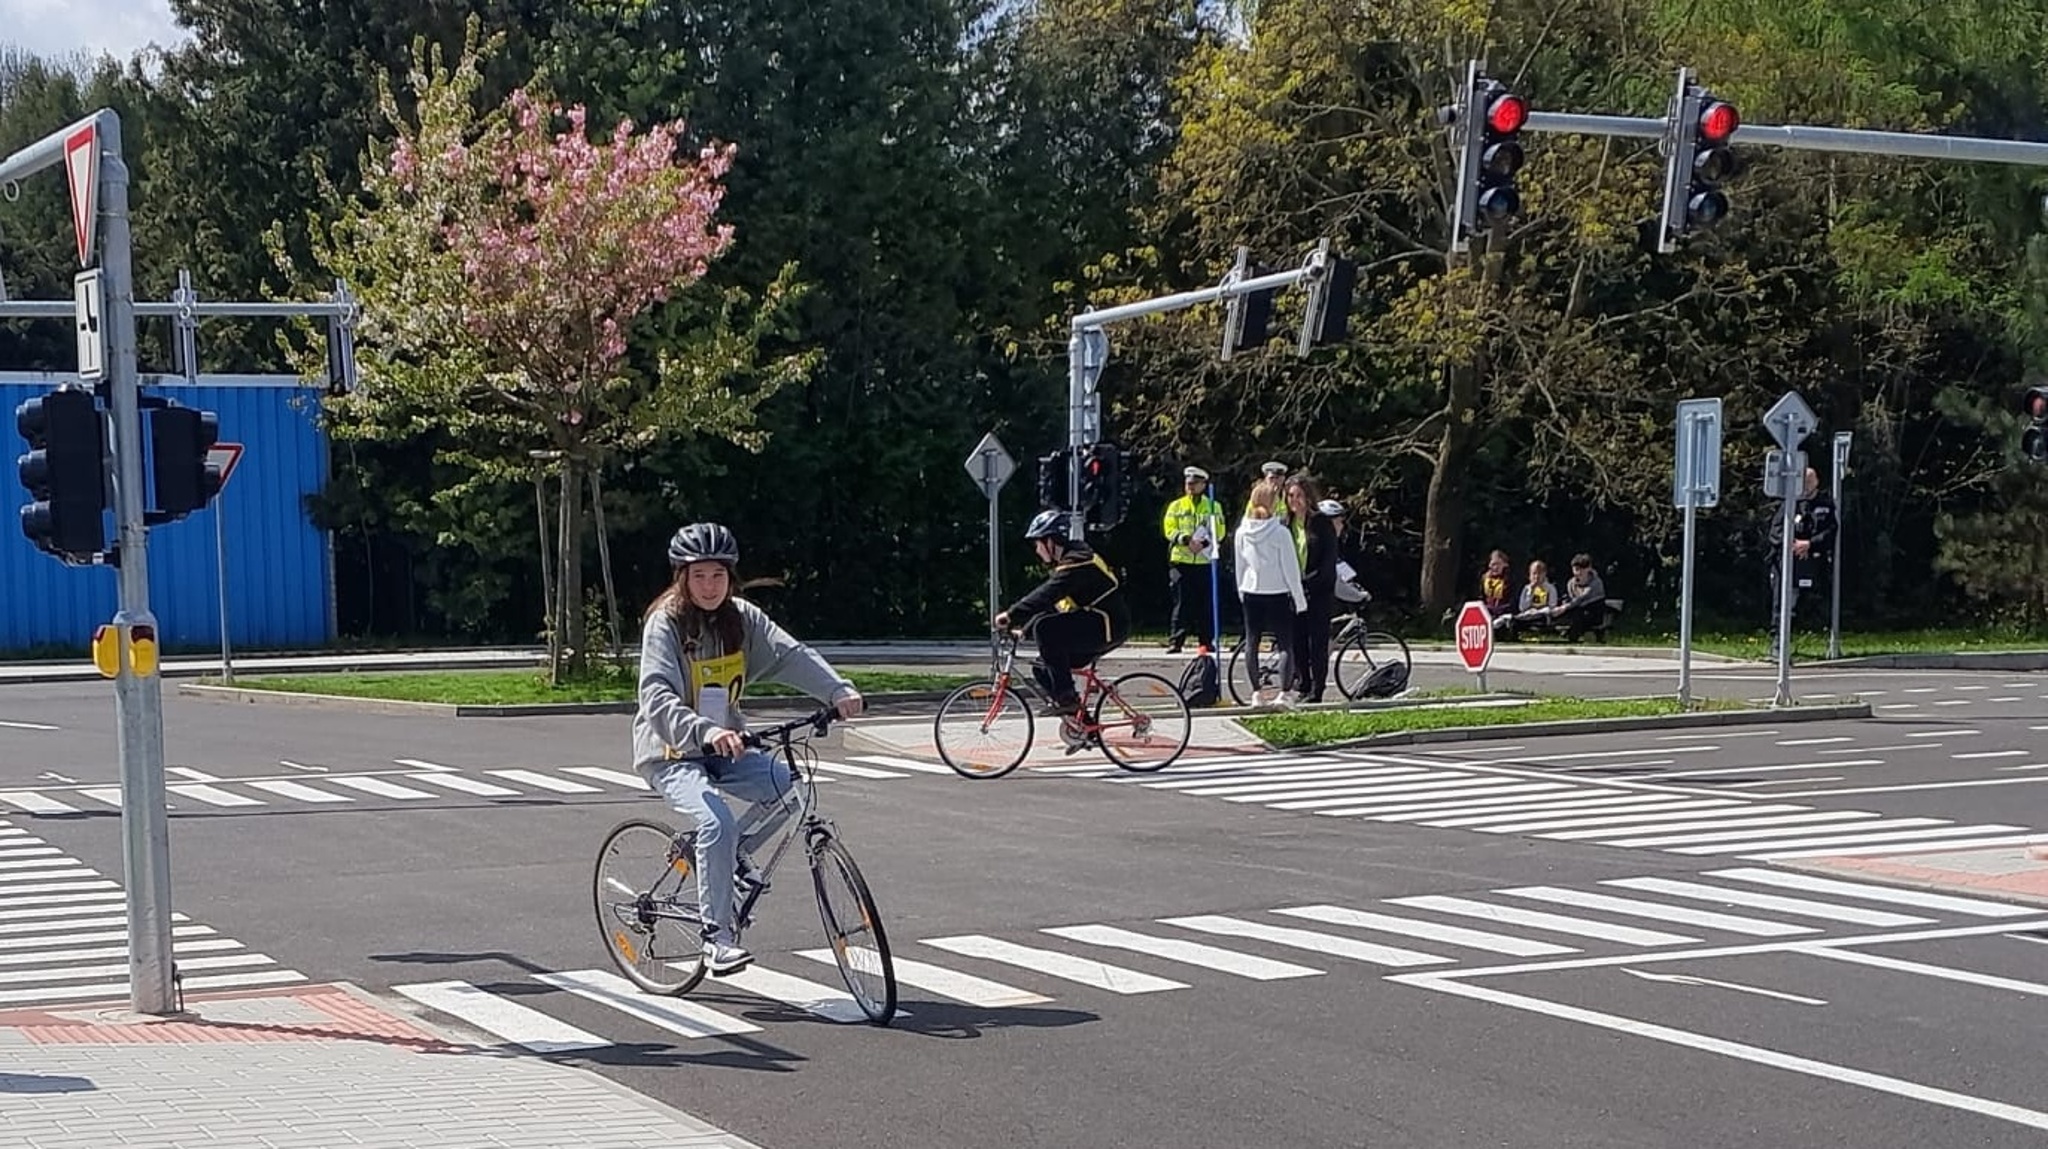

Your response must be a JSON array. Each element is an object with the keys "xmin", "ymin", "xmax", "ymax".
[
  {"xmin": 1449, "ymin": 69, "xmax": 1528, "ymax": 253},
  {"xmin": 1658, "ymin": 76, "xmax": 1740, "ymax": 251},
  {"xmin": 1296, "ymin": 245, "xmax": 1357, "ymax": 354},
  {"xmin": 15, "ymin": 385, "xmax": 107, "ymax": 562},
  {"xmin": 1076, "ymin": 442, "xmax": 1129, "ymax": 531},
  {"xmin": 1222, "ymin": 274, "xmax": 1277, "ymax": 359},
  {"xmin": 2021, "ymin": 385, "xmax": 2048, "ymax": 463},
  {"xmin": 1036, "ymin": 447, "xmax": 1074, "ymax": 511},
  {"xmin": 149, "ymin": 403, "xmax": 223, "ymax": 521}
]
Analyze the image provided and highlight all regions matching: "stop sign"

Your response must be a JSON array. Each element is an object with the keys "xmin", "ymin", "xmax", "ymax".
[{"xmin": 1454, "ymin": 601, "xmax": 1495, "ymax": 673}]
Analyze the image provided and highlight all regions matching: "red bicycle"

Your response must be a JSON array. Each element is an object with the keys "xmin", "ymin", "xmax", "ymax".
[{"xmin": 932, "ymin": 631, "xmax": 1192, "ymax": 779}]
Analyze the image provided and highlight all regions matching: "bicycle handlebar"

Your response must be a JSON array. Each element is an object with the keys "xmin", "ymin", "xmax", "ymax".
[{"xmin": 739, "ymin": 706, "xmax": 840, "ymax": 750}]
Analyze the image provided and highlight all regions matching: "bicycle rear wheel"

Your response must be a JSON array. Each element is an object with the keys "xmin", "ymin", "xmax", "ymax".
[
  {"xmin": 593, "ymin": 818, "xmax": 707, "ymax": 995},
  {"xmin": 810, "ymin": 833, "xmax": 896, "ymax": 1025},
  {"xmin": 933, "ymin": 678, "xmax": 1034, "ymax": 779},
  {"xmin": 1333, "ymin": 630, "xmax": 1412, "ymax": 698},
  {"xmin": 1095, "ymin": 672, "xmax": 1193, "ymax": 772},
  {"xmin": 1227, "ymin": 635, "xmax": 1285, "ymax": 705}
]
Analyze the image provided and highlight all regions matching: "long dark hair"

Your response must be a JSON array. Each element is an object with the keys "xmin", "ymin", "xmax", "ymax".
[{"xmin": 646, "ymin": 564, "xmax": 746, "ymax": 652}]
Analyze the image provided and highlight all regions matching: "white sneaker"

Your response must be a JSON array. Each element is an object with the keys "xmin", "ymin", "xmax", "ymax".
[{"xmin": 706, "ymin": 941, "xmax": 753, "ymax": 976}]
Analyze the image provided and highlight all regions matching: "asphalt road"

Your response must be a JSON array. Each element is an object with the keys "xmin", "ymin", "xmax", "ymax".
[{"xmin": 3, "ymin": 666, "xmax": 2047, "ymax": 1146}]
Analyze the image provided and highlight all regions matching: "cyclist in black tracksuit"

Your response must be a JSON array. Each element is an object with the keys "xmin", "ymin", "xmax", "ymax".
[{"xmin": 995, "ymin": 510, "xmax": 1132, "ymax": 715}]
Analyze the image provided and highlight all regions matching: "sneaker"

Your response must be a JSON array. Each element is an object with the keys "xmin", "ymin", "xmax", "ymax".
[
  {"xmin": 1040, "ymin": 697, "xmax": 1081, "ymax": 719},
  {"xmin": 706, "ymin": 941, "xmax": 754, "ymax": 976},
  {"xmin": 1058, "ymin": 716, "xmax": 1090, "ymax": 754}
]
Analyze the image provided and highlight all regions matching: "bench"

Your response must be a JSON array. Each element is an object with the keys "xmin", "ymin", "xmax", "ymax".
[{"xmin": 1500, "ymin": 598, "xmax": 1625, "ymax": 642}]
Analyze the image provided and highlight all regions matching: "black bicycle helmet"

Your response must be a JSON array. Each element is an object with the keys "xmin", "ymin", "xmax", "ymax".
[
  {"xmin": 668, "ymin": 522, "xmax": 740, "ymax": 568},
  {"xmin": 1024, "ymin": 509, "xmax": 1070, "ymax": 541}
]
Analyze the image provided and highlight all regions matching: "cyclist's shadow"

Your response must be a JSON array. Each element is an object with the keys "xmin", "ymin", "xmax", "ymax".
[{"xmin": 869, "ymin": 998, "xmax": 1098, "ymax": 1040}]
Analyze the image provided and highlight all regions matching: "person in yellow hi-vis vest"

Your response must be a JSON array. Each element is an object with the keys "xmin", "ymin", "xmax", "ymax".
[{"xmin": 1162, "ymin": 465, "xmax": 1226, "ymax": 653}]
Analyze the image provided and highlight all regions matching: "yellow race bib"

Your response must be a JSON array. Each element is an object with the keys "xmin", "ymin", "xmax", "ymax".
[{"xmin": 687, "ymin": 649, "xmax": 746, "ymax": 715}]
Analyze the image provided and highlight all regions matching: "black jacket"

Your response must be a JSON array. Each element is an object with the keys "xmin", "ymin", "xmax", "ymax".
[
  {"xmin": 1300, "ymin": 515, "xmax": 1340, "ymax": 601},
  {"xmin": 1008, "ymin": 544, "xmax": 1131, "ymax": 643},
  {"xmin": 1770, "ymin": 491, "xmax": 1839, "ymax": 584}
]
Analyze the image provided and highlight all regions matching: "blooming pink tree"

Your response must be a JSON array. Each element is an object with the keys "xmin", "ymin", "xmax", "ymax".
[{"xmin": 294, "ymin": 29, "xmax": 813, "ymax": 677}]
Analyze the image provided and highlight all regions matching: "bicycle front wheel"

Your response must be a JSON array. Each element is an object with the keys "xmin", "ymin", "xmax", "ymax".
[
  {"xmin": 593, "ymin": 818, "xmax": 707, "ymax": 996},
  {"xmin": 810, "ymin": 833, "xmax": 896, "ymax": 1025},
  {"xmin": 1095, "ymin": 672, "xmax": 1193, "ymax": 772},
  {"xmin": 1334, "ymin": 631, "xmax": 1412, "ymax": 699},
  {"xmin": 933, "ymin": 679, "xmax": 1034, "ymax": 779}
]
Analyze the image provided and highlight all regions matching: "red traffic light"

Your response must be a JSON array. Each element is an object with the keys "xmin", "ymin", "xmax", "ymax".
[
  {"xmin": 1699, "ymin": 100, "xmax": 1739, "ymax": 143},
  {"xmin": 1486, "ymin": 93, "xmax": 1528, "ymax": 135}
]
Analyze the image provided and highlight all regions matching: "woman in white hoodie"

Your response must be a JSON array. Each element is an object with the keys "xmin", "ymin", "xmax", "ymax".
[{"xmin": 1235, "ymin": 477, "xmax": 1306, "ymax": 704}]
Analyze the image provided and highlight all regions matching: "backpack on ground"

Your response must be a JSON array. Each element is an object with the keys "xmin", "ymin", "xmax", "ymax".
[
  {"xmin": 1355, "ymin": 661, "xmax": 1409, "ymax": 699},
  {"xmin": 1179, "ymin": 653, "xmax": 1221, "ymax": 708}
]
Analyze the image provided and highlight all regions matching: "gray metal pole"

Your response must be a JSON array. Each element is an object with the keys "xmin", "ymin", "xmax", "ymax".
[
  {"xmin": 98, "ymin": 114, "xmax": 177, "ymax": 1014},
  {"xmin": 0, "ymin": 299, "xmax": 356, "ymax": 320},
  {"xmin": 1678, "ymin": 498, "xmax": 1697, "ymax": 709},
  {"xmin": 984, "ymin": 461, "xmax": 1001, "ymax": 661},
  {"xmin": 1828, "ymin": 464, "xmax": 1844, "ymax": 661},
  {"xmin": 215, "ymin": 496, "xmax": 233, "ymax": 685},
  {"xmin": 1525, "ymin": 109, "xmax": 2048, "ymax": 168},
  {"xmin": 1065, "ymin": 330, "xmax": 1087, "ymax": 542},
  {"xmin": 1773, "ymin": 471, "xmax": 1797, "ymax": 708}
]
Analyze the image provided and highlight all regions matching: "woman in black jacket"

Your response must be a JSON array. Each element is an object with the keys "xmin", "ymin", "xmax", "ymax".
[{"xmin": 1285, "ymin": 474, "xmax": 1341, "ymax": 702}]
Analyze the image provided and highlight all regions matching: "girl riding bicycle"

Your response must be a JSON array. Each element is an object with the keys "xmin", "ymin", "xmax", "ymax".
[{"xmin": 630, "ymin": 522, "xmax": 865, "ymax": 976}]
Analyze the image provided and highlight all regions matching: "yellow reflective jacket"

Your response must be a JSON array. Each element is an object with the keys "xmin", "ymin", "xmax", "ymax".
[{"xmin": 1162, "ymin": 494, "xmax": 1226, "ymax": 565}]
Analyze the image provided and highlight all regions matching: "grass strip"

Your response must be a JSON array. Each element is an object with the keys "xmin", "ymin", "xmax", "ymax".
[
  {"xmin": 219, "ymin": 667, "xmax": 976, "ymax": 706},
  {"xmin": 1243, "ymin": 695, "xmax": 1744, "ymax": 748}
]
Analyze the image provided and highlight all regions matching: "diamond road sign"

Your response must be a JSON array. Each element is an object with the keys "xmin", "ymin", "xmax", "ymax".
[
  {"xmin": 963, "ymin": 431, "xmax": 1016, "ymax": 498},
  {"xmin": 1762, "ymin": 390, "xmax": 1818, "ymax": 451}
]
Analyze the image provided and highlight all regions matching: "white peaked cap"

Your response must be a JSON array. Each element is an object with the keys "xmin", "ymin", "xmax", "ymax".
[{"xmin": 1183, "ymin": 466, "xmax": 1209, "ymax": 480}]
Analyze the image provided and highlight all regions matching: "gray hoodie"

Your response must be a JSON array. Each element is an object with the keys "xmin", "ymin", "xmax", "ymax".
[{"xmin": 631, "ymin": 595, "xmax": 855, "ymax": 778}]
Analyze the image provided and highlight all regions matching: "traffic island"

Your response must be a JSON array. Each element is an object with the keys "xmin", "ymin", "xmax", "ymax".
[{"xmin": 1243, "ymin": 695, "xmax": 1873, "ymax": 750}]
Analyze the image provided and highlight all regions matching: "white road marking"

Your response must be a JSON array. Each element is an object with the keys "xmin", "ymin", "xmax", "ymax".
[
  {"xmin": 1313, "ymin": 783, "xmax": 1571, "ymax": 817},
  {"xmin": 1534, "ymin": 807, "xmax": 1840, "ymax": 841},
  {"xmin": 394, "ymin": 758, "xmax": 454, "ymax": 772},
  {"xmin": 1159, "ymin": 914, "xmax": 1459, "ymax": 966},
  {"xmin": 80, "ymin": 788, "xmax": 123, "ymax": 807},
  {"xmin": 1381, "ymin": 895, "xmax": 1699, "ymax": 947},
  {"xmin": 848, "ymin": 754, "xmax": 958, "ymax": 776},
  {"xmin": 1493, "ymin": 887, "xmax": 1816, "ymax": 937},
  {"xmin": 408, "ymin": 773, "xmax": 521, "ymax": 797},
  {"xmin": 397, "ymin": 979, "xmax": 610, "ymax": 1052},
  {"xmin": 1042, "ymin": 924, "xmax": 1323, "ymax": 980},
  {"xmin": 714, "ymin": 964, "xmax": 908, "ymax": 1023},
  {"xmin": 0, "ymin": 792, "xmax": 79, "ymax": 814},
  {"xmin": 1933, "ymin": 700, "xmax": 1973, "ymax": 707},
  {"xmin": 921, "ymin": 935, "xmax": 1187, "ymax": 993},
  {"xmin": 1763, "ymin": 777, "xmax": 2048, "ymax": 798},
  {"xmin": 1705, "ymin": 870, "xmax": 2036, "ymax": 918},
  {"xmin": 1622, "ymin": 967, "xmax": 1827, "ymax": 1005},
  {"xmin": 1601, "ymin": 813, "xmax": 1893, "ymax": 847},
  {"xmin": 1952, "ymin": 750, "xmax": 2027, "ymax": 760},
  {"xmin": 1906, "ymin": 729, "xmax": 1971, "ymax": 736},
  {"xmin": 1407, "ymin": 978, "xmax": 2048, "ymax": 1132},
  {"xmin": 1605, "ymin": 872, "xmax": 1925, "ymax": 925},
  {"xmin": 278, "ymin": 760, "xmax": 326, "ymax": 772},
  {"xmin": 810, "ymin": 760, "xmax": 908, "ymax": 780},
  {"xmin": 167, "ymin": 784, "xmax": 265, "ymax": 808},
  {"xmin": 1804, "ymin": 948, "xmax": 2048, "ymax": 998},
  {"xmin": 0, "ymin": 720, "xmax": 59, "ymax": 731},
  {"xmin": 1674, "ymin": 824, "xmax": 2022, "ymax": 856},
  {"xmin": 1475, "ymin": 800, "xmax": 1774, "ymax": 834},
  {"xmin": 487, "ymin": 769, "xmax": 599, "ymax": 793},
  {"xmin": 165, "ymin": 767, "xmax": 220, "ymax": 782},
  {"xmin": 1776, "ymin": 737, "xmax": 1853, "ymax": 746},
  {"xmin": 561, "ymin": 767, "xmax": 651, "ymax": 790},
  {"xmin": 798, "ymin": 950, "xmax": 1049, "ymax": 1007},
  {"xmin": 1426, "ymin": 796, "xmax": 1707, "ymax": 828},
  {"xmin": 533, "ymin": 968, "xmax": 761, "ymax": 1037},
  {"xmin": 322, "ymin": 776, "xmax": 434, "ymax": 800},
  {"xmin": 246, "ymin": 780, "xmax": 352, "ymax": 803}
]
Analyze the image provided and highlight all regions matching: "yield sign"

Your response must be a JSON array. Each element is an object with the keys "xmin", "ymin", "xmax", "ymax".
[
  {"xmin": 64, "ymin": 125, "xmax": 99, "ymax": 267},
  {"xmin": 207, "ymin": 443, "xmax": 244, "ymax": 490}
]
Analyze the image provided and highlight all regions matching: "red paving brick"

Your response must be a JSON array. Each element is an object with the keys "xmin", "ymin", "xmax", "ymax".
[
  {"xmin": 1798, "ymin": 847, "xmax": 2048, "ymax": 907},
  {"xmin": 0, "ymin": 983, "xmax": 461, "ymax": 1049}
]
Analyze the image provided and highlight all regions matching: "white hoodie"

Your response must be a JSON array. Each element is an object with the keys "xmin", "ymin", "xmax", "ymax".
[{"xmin": 1235, "ymin": 516, "xmax": 1305, "ymax": 612}]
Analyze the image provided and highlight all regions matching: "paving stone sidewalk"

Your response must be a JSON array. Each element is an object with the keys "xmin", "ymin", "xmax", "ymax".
[
  {"xmin": 0, "ymin": 982, "xmax": 762, "ymax": 1149},
  {"xmin": 1793, "ymin": 843, "xmax": 2048, "ymax": 909}
]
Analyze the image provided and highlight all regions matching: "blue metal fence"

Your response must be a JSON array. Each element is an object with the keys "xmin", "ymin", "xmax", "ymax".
[{"xmin": 0, "ymin": 379, "xmax": 334, "ymax": 653}]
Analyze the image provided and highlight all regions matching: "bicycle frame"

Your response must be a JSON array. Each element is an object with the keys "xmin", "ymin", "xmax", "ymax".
[{"xmin": 984, "ymin": 630, "xmax": 1136, "ymax": 738}]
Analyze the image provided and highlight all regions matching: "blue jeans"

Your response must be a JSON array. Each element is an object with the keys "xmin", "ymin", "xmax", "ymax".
[{"xmin": 647, "ymin": 750, "xmax": 795, "ymax": 942}]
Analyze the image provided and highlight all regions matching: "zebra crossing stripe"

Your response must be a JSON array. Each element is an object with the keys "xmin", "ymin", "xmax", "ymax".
[
  {"xmin": 1362, "ymin": 785, "xmax": 1605, "ymax": 820},
  {"xmin": 167, "ymin": 784, "xmax": 264, "ymax": 807},
  {"xmin": 80, "ymin": 788, "xmax": 123, "ymax": 808},
  {"xmin": 1753, "ymin": 832, "xmax": 2047, "ymax": 860},
  {"xmin": 0, "ymin": 868, "xmax": 97, "ymax": 884},
  {"xmin": 1168, "ymin": 766, "xmax": 1432, "ymax": 795},
  {"xmin": 561, "ymin": 767, "xmax": 651, "ymax": 790},
  {"xmin": 247, "ymin": 780, "xmax": 352, "ymax": 803},
  {"xmin": 921, "ymin": 935, "xmax": 1188, "ymax": 993},
  {"xmin": 810, "ymin": 761, "xmax": 908, "ymax": 780},
  {"xmin": 1598, "ymin": 812, "xmax": 1889, "ymax": 847},
  {"xmin": 1273, "ymin": 905, "xmax": 1576, "ymax": 957},
  {"xmin": 0, "ymin": 936, "xmax": 242, "ymax": 968},
  {"xmin": 0, "ymin": 792, "xmax": 77, "ymax": 813},
  {"xmin": 1261, "ymin": 778, "xmax": 1517, "ymax": 809},
  {"xmin": 323, "ymin": 776, "xmax": 435, "ymax": 800},
  {"xmin": 1425, "ymin": 795, "xmax": 1713, "ymax": 828},
  {"xmin": 0, "ymin": 848, "xmax": 64, "ymax": 864},
  {"xmin": 714, "ymin": 964, "xmax": 907, "ymax": 1023},
  {"xmin": 1042, "ymin": 924, "xmax": 1323, "ymax": 980},
  {"xmin": 1383, "ymin": 895, "xmax": 1700, "ymax": 947},
  {"xmin": 1673, "ymin": 823, "xmax": 2025, "ymax": 856},
  {"xmin": 1704, "ymin": 868, "xmax": 2039, "ymax": 917},
  {"xmin": 1476, "ymin": 800, "xmax": 1785, "ymax": 834},
  {"xmin": 398, "ymin": 979, "xmax": 610, "ymax": 1052},
  {"xmin": 1491, "ymin": 886, "xmax": 1818, "ymax": 937},
  {"xmin": 796, "ymin": 950, "xmax": 1049, "ymax": 1007},
  {"xmin": 0, "ymin": 885, "xmax": 122, "ymax": 907},
  {"xmin": 1598, "ymin": 877, "xmax": 1933, "ymax": 927},
  {"xmin": 534, "ymin": 968, "xmax": 762, "ymax": 1037},
  {"xmin": 1543, "ymin": 810, "xmax": 1889, "ymax": 842},
  {"xmin": 408, "ymin": 773, "xmax": 522, "ymax": 797},
  {"xmin": 1157, "ymin": 914, "xmax": 1455, "ymax": 968},
  {"xmin": 848, "ymin": 754, "xmax": 959, "ymax": 776},
  {"xmin": 1311, "ymin": 783, "xmax": 1572, "ymax": 817},
  {"xmin": 488, "ymin": 769, "xmax": 600, "ymax": 793}
]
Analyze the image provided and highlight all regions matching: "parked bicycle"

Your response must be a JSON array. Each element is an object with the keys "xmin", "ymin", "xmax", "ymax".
[
  {"xmin": 1225, "ymin": 601, "xmax": 1413, "ymax": 706},
  {"xmin": 592, "ymin": 707, "xmax": 897, "ymax": 1025},
  {"xmin": 932, "ymin": 630, "xmax": 1193, "ymax": 779}
]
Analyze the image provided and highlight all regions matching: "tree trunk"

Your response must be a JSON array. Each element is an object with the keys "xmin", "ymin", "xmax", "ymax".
[
  {"xmin": 1420, "ymin": 360, "xmax": 1479, "ymax": 616},
  {"xmin": 589, "ymin": 467, "xmax": 623, "ymax": 662},
  {"xmin": 558, "ymin": 461, "xmax": 588, "ymax": 678}
]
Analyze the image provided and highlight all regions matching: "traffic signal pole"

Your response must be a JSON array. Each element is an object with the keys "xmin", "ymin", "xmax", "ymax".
[
  {"xmin": 1519, "ymin": 102, "xmax": 2048, "ymax": 167},
  {"xmin": 1062, "ymin": 246, "xmax": 1338, "ymax": 541},
  {"xmin": 0, "ymin": 110, "xmax": 178, "ymax": 1015}
]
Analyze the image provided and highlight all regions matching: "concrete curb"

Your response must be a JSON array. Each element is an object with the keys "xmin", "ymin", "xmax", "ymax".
[
  {"xmin": 1778, "ymin": 855, "xmax": 2048, "ymax": 911},
  {"xmin": 1297, "ymin": 701, "xmax": 1873, "ymax": 751},
  {"xmin": 176, "ymin": 682, "xmax": 956, "ymax": 717},
  {"xmin": 1823, "ymin": 651, "xmax": 2048, "ymax": 671}
]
